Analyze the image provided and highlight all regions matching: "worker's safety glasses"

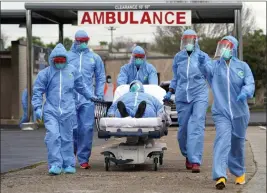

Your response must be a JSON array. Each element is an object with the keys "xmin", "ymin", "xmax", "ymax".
[
  {"xmin": 75, "ymin": 37, "xmax": 90, "ymax": 44},
  {"xmin": 214, "ymin": 39, "xmax": 234, "ymax": 59},
  {"xmin": 133, "ymin": 53, "xmax": 145, "ymax": 59},
  {"xmin": 180, "ymin": 35, "xmax": 197, "ymax": 50},
  {"xmin": 53, "ymin": 57, "xmax": 67, "ymax": 64}
]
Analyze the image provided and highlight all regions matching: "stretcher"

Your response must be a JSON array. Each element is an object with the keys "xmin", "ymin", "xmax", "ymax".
[{"xmin": 93, "ymin": 85, "xmax": 172, "ymax": 171}]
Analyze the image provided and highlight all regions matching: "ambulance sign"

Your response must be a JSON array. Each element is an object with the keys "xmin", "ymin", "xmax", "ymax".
[{"xmin": 78, "ymin": 10, "xmax": 191, "ymax": 26}]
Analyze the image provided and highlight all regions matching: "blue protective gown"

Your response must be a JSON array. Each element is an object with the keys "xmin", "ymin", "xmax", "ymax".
[
  {"xmin": 32, "ymin": 43, "xmax": 92, "ymax": 169},
  {"xmin": 68, "ymin": 30, "xmax": 106, "ymax": 165},
  {"xmin": 117, "ymin": 46, "xmax": 158, "ymax": 86},
  {"xmin": 169, "ymin": 29, "xmax": 210, "ymax": 165},
  {"xmin": 19, "ymin": 88, "xmax": 36, "ymax": 128},
  {"xmin": 108, "ymin": 80, "xmax": 163, "ymax": 117},
  {"xmin": 198, "ymin": 35, "xmax": 255, "ymax": 180}
]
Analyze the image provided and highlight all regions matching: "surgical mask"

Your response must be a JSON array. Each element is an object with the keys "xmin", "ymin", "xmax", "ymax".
[
  {"xmin": 107, "ymin": 78, "xmax": 111, "ymax": 83},
  {"xmin": 130, "ymin": 84, "xmax": 141, "ymax": 93},
  {"xmin": 55, "ymin": 63, "xmax": 66, "ymax": 69},
  {"xmin": 222, "ymin": 48, "xmax": 232, "ymax": 60},
  {"xmin": 185, "ymin": 44, "xmax": 194, "ymax": 52},
  {"xmin": 135, "ymin": 58, "xmax": 144, "ymax": 67},
  {"xmin": 79, "ymin": 43, "xmax": 88, "ymax": 50}
]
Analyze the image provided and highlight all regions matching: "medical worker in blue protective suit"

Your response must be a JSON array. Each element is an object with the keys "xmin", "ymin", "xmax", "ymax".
[
  {"xmin": 163, "ymin": 29, "xmax": 210, "ymax": 173},
  {"xmin": 107, "ymin": 80, "xmax": 163, "ymax": 118},
  {"xmin": 19, "ymin": 88, "xmax": 37, "ymax": 128},
  {"xmin": 68, "ymin": 30, "xmax": 106, "ymax": 169},
  {"xmin": 198, "ymin": 36, "xmax": 255, "ymax": 190},
  {"xmin": 32, "ymin": 43, "xmax": 93, "ymax": 175},
  {"xmin": 117, "ymin": 46, "xmax": 158, "ymax": 86}
]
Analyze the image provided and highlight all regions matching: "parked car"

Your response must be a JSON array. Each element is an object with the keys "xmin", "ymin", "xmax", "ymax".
[{"xmin": 160, "ymin": 81, "xmax": 178, "ymax": 125}]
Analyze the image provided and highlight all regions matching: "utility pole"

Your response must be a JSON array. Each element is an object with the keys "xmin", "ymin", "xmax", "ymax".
[{"xmin": 107, "ymin": 26, "xmax": 117, "ymax": 52}]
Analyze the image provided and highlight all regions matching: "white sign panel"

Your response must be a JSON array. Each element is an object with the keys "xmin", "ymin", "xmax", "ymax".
[{"xmin": 78, "ymin": 10, "xmax": 191, "ymax": 26}]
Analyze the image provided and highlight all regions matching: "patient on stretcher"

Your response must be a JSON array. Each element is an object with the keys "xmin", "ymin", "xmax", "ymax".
[{"xmin": 107, "ymin": 80, "xmax": 163, "ymax": 118}]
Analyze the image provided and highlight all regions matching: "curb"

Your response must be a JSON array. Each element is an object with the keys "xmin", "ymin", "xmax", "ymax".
[
  {"xmin": 1, "ymin": 161, "xmax": 46, "ymax": 175},
  {"xmin": 243, "ymin": 141, "xmax": 258, "ymax": 188}
]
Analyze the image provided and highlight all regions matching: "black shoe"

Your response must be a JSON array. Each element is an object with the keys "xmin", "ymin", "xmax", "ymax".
[
  {"xmin": 135, "ymin": 101, "xmax": 146, "ymax": 118},
  {"xmin": 117, "ymin": 101, "xmax": 129, "ymax": 118}
]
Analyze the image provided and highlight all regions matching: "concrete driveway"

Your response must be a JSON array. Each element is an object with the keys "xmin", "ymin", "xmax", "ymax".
[{"xmin": 1, "ymin": 127, "xmax": 259, "ymax": 193}]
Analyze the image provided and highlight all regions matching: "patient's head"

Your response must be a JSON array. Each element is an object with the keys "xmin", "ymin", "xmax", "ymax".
[{"xmin": 129, "ymin": 80, "xmax": 144, "ymax": 93}]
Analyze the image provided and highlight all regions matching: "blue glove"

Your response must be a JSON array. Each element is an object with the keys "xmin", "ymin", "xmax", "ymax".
[
  {"xmin": 35, "ymin": 108, "xmax": 42, "ymax": 121},
  {"xmin": 198, "ymin": 54, "xmax": 206, "ymax": 64},
  {"xmin": 237, "ymin": 93, "xmax": 247, "ymax": 102},
  {"xmin": 163, "ymin": 91, "xmax": 172, "ymax": 101}
]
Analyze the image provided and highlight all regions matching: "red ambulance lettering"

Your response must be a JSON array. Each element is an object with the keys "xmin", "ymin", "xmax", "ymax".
[
  {"xmin": 118, "ymin": 12, "xmax": 128, "ymax": 24},
  {"xmin": 129, "ymin": 12, "xmax": 138, "ymax": 24},
  {"xmin": 94, "ymin": 12, "xmax": 104, "ymax": 24},
  {"xmin": 81, "ymin": 12, "xmax": 92, "ymax": 24},
  {"xmin": 140, "ymin": 12, "xmax": 152, "ymax": 24},
  {"xmin": 153, "ymin": 12, "xmax": 163, "ymax": 24},
  {"xmin": 106, "ymin": 12, "xmax": 116, "ymax": 24},
  {"xmin": 176, "ymin": 12, "xmax": 186, "ymax": 24},
  {"xmin": 165, "ymin": 12, "xmax": 174, "ymax": 24}
]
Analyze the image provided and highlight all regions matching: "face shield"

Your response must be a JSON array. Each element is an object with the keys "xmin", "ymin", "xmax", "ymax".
[
  {"xmin": 53, "ymin": 56, "xmax": 67, "ymax": 69},
  {"xmin": 180, "ymin": 35, "xmax": 197, "ymax": 51},
  {"xmin": 214, "ymin": 39, "xmax": 234, "ymax": 59},
  {"xmin": 130, "ymin": 82, "xmax": 141, "ymax": 93},
  {"xmin": 75, "ymin": 37, "xmax": 90, "ymax": 50},
  {"xmin": 133, "ymin": 53, "xmax": 145, "ymax": 67}
]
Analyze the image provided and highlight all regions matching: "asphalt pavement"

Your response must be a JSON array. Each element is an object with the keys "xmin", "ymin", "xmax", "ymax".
[
  {"xmin": 0, "ymin": 128, "xmax": 109, "ymax": 173},
  {"xmin": 171, "ymin": 111, "xmax": 266, "ymax": 126}
]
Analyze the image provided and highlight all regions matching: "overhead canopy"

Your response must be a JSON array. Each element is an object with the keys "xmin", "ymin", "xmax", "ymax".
[
  {"xmin": 0, "ymin": 10, "xmax": 61, "ymax": 24},
  {"xmin": 1, "ymin": 2, "xmax": 243, "ymax": 25}
]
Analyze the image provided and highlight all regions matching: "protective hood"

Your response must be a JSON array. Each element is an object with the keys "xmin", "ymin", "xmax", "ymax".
[
  {"xmin": 129, "ymin": 80, "xmax": 144, "ymax": 93},
  {"xmin": 221, "ymin": 35, "xmax": 238, "ymax": 58},
  {"xmin": 181, "ymin": 29, "xmax": 200, "ymax": 50},
  {"xmin": 70, "ymin": 30, "xmax": 90, "ymax": 53},
  {"xmin": 48, "ymin": 43, "xmax": 68, "ymax": 67},
  {"xmin": 130, "ymin": 46, "xmax": 147, "ymax": 65}
]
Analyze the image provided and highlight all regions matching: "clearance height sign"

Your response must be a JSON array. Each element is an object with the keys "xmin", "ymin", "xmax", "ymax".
[{"xmin": 78, "ymin": 10, "xmax": 191, "ymax": 26}]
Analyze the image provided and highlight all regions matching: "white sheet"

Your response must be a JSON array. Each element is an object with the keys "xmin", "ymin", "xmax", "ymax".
[
  {"xmin": 113, "ymin": 85, "xmax": 166, "ymax": 104},
  {"xmin": 100, "ymin": 117, "xmax": 163, "ymax": 130}
]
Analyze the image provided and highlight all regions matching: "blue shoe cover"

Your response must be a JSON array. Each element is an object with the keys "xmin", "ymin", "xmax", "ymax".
[
  {"xmin": 64, "ymin": 166, "xmax": 76, "ymax": 174},
  {"xmin": 48, "ymin": 165, "xmax": 62, "ymax": 175}
]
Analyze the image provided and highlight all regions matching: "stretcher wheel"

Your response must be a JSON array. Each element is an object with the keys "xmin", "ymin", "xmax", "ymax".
[
  {"xmin": 153, "ymin": 157, "xmax": 159, "ymax": 171},
  {"xmin": 105, "ymin": 157, "xmax": 110, "ymax": 171}
]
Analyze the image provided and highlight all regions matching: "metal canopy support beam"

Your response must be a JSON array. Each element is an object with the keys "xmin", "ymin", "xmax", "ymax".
[
  {"xmin": 34, "ymin": 11, "xmax": 60, "ymax": 24},
  {"xmin": 234, "ymin": 10, "xmax": 238, "ymax": 37},
  {"xmin": 59, "ymin": 23, "xmax": 64, "ymax": 43},
  {"xmin": 236, "ymin": 9, "xmax": 243, "ymax": 60},
  {"xmin": 26, "ymin": 9, "xmax": 33, "ymax": 121}
]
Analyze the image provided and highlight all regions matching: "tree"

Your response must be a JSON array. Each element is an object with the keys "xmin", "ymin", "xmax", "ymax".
[
  {"xmin": 113, "ymin": 36, "xmax": 134, "ymax": 51},
  {"xmin": 153, "ymin": 6, "xmax": 255, "ymax": 56},
  {"xmin": 17, "ymin": 36, "xmax": 45, "ymax": 47},
  {"xmin": 46, "ymin": 42, "xmax": 56, "ymax": 49},
  {"xmin": 16, "ymin": 37, "xmax": 73, "ymax": 50},
  {"xmin": 62, "ymin": 37, "xmax": 73, "ymax": 50},
  {"xmin": 243, "ymin": 29, "xmax": 266, "ymax": 105},
  {"xmin": 243, "ymin": 29, "xmax": 266, "ymax": 83},
  {"xmin": 99, "ymin": 41, "xmax": 108, "ymax": 46}
]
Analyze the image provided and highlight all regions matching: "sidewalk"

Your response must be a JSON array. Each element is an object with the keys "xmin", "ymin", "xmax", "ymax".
[
  {"xmin": 1, "ymin": 127, "xmax": 256, "ymax": 193},
  {"xmin": 243, "ymin": 127, "xmax": 266, "ymax": 193}
]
